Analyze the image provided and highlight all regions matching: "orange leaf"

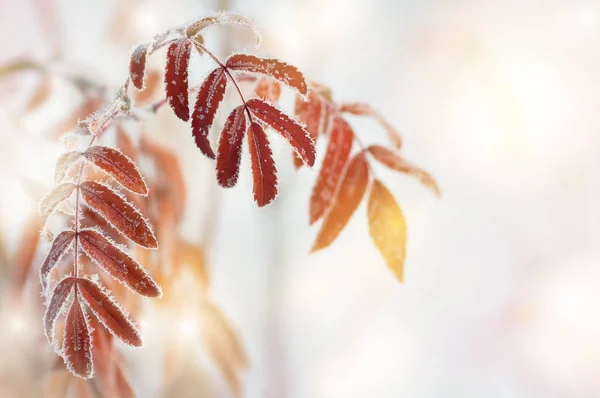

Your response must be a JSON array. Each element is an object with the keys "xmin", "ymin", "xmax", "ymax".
[
  {"xmin": 367, "ymin": 180, "xmax": 407, "ymax": 282},
  {"xmin": 247, "ymin": 98, "xmax": 315, "ymax": 166},
  {"xmin": 247, "ymin": 122, "xmax": 278, "ymax": 207},
  {"xmin": 191, "ymin": 68, "xmax": 228, "ymax": 159},
  {"xmin": 312, "ymin": 152, "xmax": 370, "ymax": 252},
  {"xmin": 77, "ymin": 277, "xmax": 142, "ymax": 346},
  {"xmin": 294, "ymin": 92, "xmax": 324, "ymax": 141},
  {"xmin": 310, "ymin": 116, "xmax": 354, "ymax": 224},
  {"xmin": 368, "ymin": 145, "xmax": 440, "ymax": 196},
  {"xmin": 44, "ymin": 276, "xmax": 75, "ymax": 345},
  {"xmin": 134, "ymin": 69, "xmax": 161, "ymax": 105},
  {"xmin": 78, "ymin": 229, "xmax": 161, "ymax": 297},
  {"xmin": 129, "ymin": 43, "xmax": 148, "ymax": 90},
  {"xmin": 227, "ymin": 54, "xmax": 307, "ymax": 95},
  {"xmin": 63, "ymin": 295, "xmax": 93, "ymax": 379},
  {"xmin": 40, "ymin": 230, "xmax": 76, "ymax": 290},
  {"xmin": 255, "ymin": 77, "xmax": 281, "ymax": 103},
  {"xmin": 115, "ymin": 125, "xmax": 138, "ymax": 161},
  {"xmin": 165, "ymin": 38, "xmax": 192, "ymax": 121},
  {"xmin": 79, "ymin": 181, "xmax": 157, "ymax": 249},
  {"xmin": 216, "ymin": 106, "xmax": 246, "ymax": 188},
  {"xmin": 340, "ymin": 102, "xmax": 402, "ymax": 149},
  {"xmin": 83, "ymin": 146, "xmax": 148, "ymax": 195}
]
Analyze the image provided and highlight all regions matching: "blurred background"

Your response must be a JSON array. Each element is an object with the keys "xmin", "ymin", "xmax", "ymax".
[{"xmin": 2, "ymin": 0, "xmax": 600, "ymax": 397}]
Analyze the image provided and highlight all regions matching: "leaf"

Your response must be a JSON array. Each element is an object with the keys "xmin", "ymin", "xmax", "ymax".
[
  {"xmin": 310, "ymin": 116, "xmax": 354, "ymax": 224},
  {"xmin": 246, "ymin": 98, "xmax": 315, "ymax": 166},
  {"xmin": 191, "ymin": 68, "xmax": 228, "ymax": 159},
  {"xmin": 340, "ymin": 103, "xmax": 402, "ymax": 149},
  {"xmin": 312, "ymin": 152, "xmax": 370, "ymax": 252},
  {"xmin": 216, "ymin": 106, "xmax": 246, "ymax": 188},
  {"xmin": 44, "ymin": 276, "xmax": 75, "ymax": 346},
  {"xmin": 39, "ymin": 182, "xmax": 76, "ymax": 224},
  {"xmin": 63, "ymin": 295, "xmax": 93, "ymax": 379},
  {"xmin": 79, "ymin": 181, "xmax": 158, "ymax": 249},
  {"xmin": 77, "ymin": 277, "xmax": 142, "ymax": 346},
  {"xmin": 367, "ymin": 180, "xmax": 407, "ymax": 282},
  {"xmin": 40, "ymin": 230, "xmax": 76, "ymax": 290},
  {"xmin": 185, "ymin": 12, "xmax": 260, "ymax": 44},
  {"xmin": 115, "ymin": 125, "xmax": 137, "ymax": 161},
  {"xmin": 247, "ymin": 122, "xmax": 277, "ymax": 206},
  {"xmin": 134, "ymin": 69, "xmax": 161, "ymax": 105},
  {"xmin": 255, "ymin": 77, "xmax": 281, "ymax": 103},
  {"xmin": 165, "ymin": 38, "xmax": 192, "ymax": 121},
  {"xmin": 227, "ymin": 54, "xmax": 307, "ymax": 95},
  {"xmin": 82, "ymin": 146, "xmax": 148, "ymax": 195},
  {"xmin": 368, "ymin": 145, "xmax": 440, "ymax": 197},
  {"xmin": 10, "ymin": 215, "xmax": 41, "ymax": 296},
  {"xmin": 54, "ymin": 151, "xmax": 82, "ymax": 183},
  {"xmin": 129, "ymin": 43, "xmax": 148, "ymax": 90},
  {"xmin": 294, "ymin": 92, "xmax": 323, "ymax": 140},
  {"xmin": 78, "ymin": 229, "xmax": 161, "ymax": 297}
]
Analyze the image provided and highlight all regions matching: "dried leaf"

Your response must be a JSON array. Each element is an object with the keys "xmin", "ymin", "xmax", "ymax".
[
  {"xmin": 255, "ymin": 77, "xmax": 281, "ymax": 103},
  {"xmin": 78, "ymin": 229, "xmax": 161, "ymax": 297},
  {"xmin": 77, "ymin": 277, "xmax": 142, "ymax": 346},
  {"xmin": 368, "ymin": 145, "xmax": 440, "ymax": 196},
  {"xmin": 247, "ymin": 98, "xmax": 315, "ymax": 166},
  {"xmin": 40, "ymin": 231, "xmax": 76, "ymax": 290},
  {"xmin": 129, "ymin": 43, "xmax": 148, "ymax": 90},
  {"xmin": 367, "ymin": 180, "xmax": 407, "ymax": 281},
  {"xmin": 340, "ymin": 103, "xmax": 402, "ymax": 149},
  {"xmin": 191, "ymin": 68, "xmax": 228, "ymax": 159},
  {"xmin": 227, "ymin": 54, "xmax": 307, "ymax": 95},
  {"xmin": 310, "ymin": 116, "xmax": 354, "ymax": 224},
  {"xmin": 83, "ymin": 146, "xmax": 148, "ymax": 195},
  {"xmin": 186, "ymin": 12, "xmax": 260, "ymax": 44},
  {"xmin": 40, "ymin": 182, "xmax": 76, "ymax": 224},
  {"xmin": 216, "ymin": 106, "xmax": 246, "ymax": 188},
  {"xmin": 44, "ymin": 276, "xmax": 75, "ymax": 345},
  {"xmin": 63, "ymin": 295, "xmax": 93, "ymax": 379},
  {"xmin": 79, "ymin": 181, "xmax": 158, "ymax": 249},
  {"xmin": 247, "ymin": 122, "xmax": 277, "ymax": 207},
  {"xmin": 312, "ymin": 152, "xmax": 370, "ymax": 252},
  {"xmin": 54, "ymin": 152, "xmax": 82, "ymax": 183},
  {"xmin": 165, "ymin": 38, "xmax": 192, "ymax": 121}
]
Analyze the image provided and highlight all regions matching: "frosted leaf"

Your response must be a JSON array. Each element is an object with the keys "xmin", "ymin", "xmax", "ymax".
[
  {"xmin": 247, "ymin": 123, "xmax": 278, "ymax": 206},
  {"xmin": 185, "ymin": 12, "xmax": 261, "ymax": 45},
  {"xmin": 216, "ymin": 106, "xmax": 246, "ymax": 188},
  {"xmin": 129, "ymin": 43, "xmax": 149, "ymax": 90},
  {"xmin": 165, "ymin": 38, "xmax": 192, "ymax": 121},
  {"xmin": 82, "ymin": 145, "xmax": 148, "ymax": 195},
  {"xmin": 312, "ymin": 152, "xmax": 370, "ymax": 252},
  {"xmin": 309, "ymin": 116, "xmax": 354, "ymax": 224},
  {"xmin": 39, "ymin": 183, "xmax": 76, "ymax": 225},
  {"xmin": 79, "ymin": 181, "xmax": 158, "ymax": 249},
  {"xmin": 340, "ymin": 103, "xmax": 402, "ymax": 149},
  {"xmin": 62, "ymin": 295, "xmax": 94, "ymax": 379},
  {"xmin": 191, "ymin": 68, "xmax": 228, "ymax": 159},
  {"xmin": 226, "ymin": 54, "xmax": 306, "ymax": 95},
  {"xmin": 54, "ymin": 151, "xmax": 81, "ymax": 183},
  {"xmin": 368, "ymin": 145, "xmax": 440, "ymax": 197},
  {"xmin": 40, "ymin": 231, "xmax": 76, "ymax": 291},
  {"xmin": 246, "ymin": 99, "xmax": 315, "ymax": 166},
  {"xmin": 255, "ymin": 77, "xmax": 281, "ymax": 103},
  {"xmin": 77, "ymin": 276, "xmax": 143, "ymax": 346},
  {"xmin": 78, "ymin": 228, "xmax": 161, "ymax": 297},
  {"xmin": 44, "ymin": 276, "xmax": 76, "ymax": 346}
]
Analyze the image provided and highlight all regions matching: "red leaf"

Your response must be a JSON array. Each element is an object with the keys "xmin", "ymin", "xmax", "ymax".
[
  {"xmin": 40, "ymin": 230, "xmax": 76, "ymax": 290},
  {"xmin": 294, "ymin": 92, "xmax": 323, "ymax": 141},
  {"xmin": 191, "ymin": 68, "xmax": 228, "ymax": 159},
  {"xmin": 340, "ymin": 103, "xmax": 402, "ymax": 149},
  {"xmin": 78, "ymin": 229, "xmax": 161, "ymax": 297},
  {"xmin": 39, "ymin": 182, "xmax": 76, "ymax": 224},
  {"xmin": 246, "ymin": 98, "xmax": 315, "ymax": 166},
  {"xmin": 79, "ymin": 181, "xmax": 157, "ymax": 249},
  {"xmin": 165, "ymin": 38, "xmax": 192, "ymax": 121},
  {"xmin": 216, "ymin": 106, "xmax": 247, "ymax": 188},
  {"xmin": 44, "ymin": 276, "xmax": 75, "ymax": 345},
  {"xmin": 129, "ymin": 43, "xmax": 148, "ymax": 90},
  {"xmin": 83, "ymin": 146, "xmax": 148, "ymax": 195},
  {"xmin": 63, "ymin": 295, "xmax": 93, "ymax": 379},
  {"xmin": 77, "ymin": 277, "xmax": 142, "ymax": 346},
  {"xmin": 255, "ymin": 77, "xmax": 281, "ymax": 103},
  {"xmin": 310, "ymin": 116, "xmax": 354, "ymax": 224},
  {"xmin": 312, "ymin": 152, "xmax": 370, "ymax": 252},
  {"xmin": 247, "ymin": 123, "xmax": 278, "ymax": 207},
  {"xmin": 227, "ymin": 54, "xmax": 307, "ymax": 95},
  {"xmin": 368, "ymin": 145, "xmax": 440, "ymax": 196}
]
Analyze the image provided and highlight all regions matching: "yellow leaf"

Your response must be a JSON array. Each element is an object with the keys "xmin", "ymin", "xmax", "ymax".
[{"xmin": 367, "ymin": 180, "xmax": 407, "ymax": 282}]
